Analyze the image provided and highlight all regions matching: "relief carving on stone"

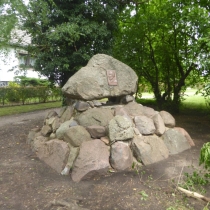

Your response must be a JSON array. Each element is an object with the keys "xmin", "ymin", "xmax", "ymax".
[{"xmin": 106, "ymin": 70, "xmax": 118, "ymax": 86}]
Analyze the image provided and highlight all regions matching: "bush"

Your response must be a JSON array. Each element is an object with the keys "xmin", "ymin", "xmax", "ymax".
[
  {"xmin": 0, "ymin": 86, "xmax": 62, "ymax": 105},
  {"xmin": 200, "ymin": 142, "xmax": 210, "ymax": 169},
  {"xmin": 6, "ymin": 82, "xmax": 21, "ymax": 102}
]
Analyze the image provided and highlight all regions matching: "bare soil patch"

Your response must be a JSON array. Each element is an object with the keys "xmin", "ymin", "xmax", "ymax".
[{"xmin": 0, "ymin": 109, "xmax": 210, "ymax": 210}]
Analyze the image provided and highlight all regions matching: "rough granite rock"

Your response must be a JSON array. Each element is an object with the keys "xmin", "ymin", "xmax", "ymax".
[
  {"xmin": 132, "ymin": 135, "xmax": 169, "ymax": 165},
  {"xmin": 162, "ymin": 128, "xmax": 191, "ymax": 154},
  {"xmin": 86, "ymin": 125, "xmax": 106, "ymax": 139},
  {"xmin": 60, "ymin": 106, "xmax": 74, "ymax": 123},
  {"xmin": 142, "ymin": 106, "xmax": 156, "ymax": 118},
  {"xmin": 110, "ymin": 141, "xmax": 133, "ymax": 170},
  {"xmin": 32, "ymin": 135, "xmax": 48, "ymax": 152},
  {"xmin": 46, "ymin": 117, "xmax": 56, "ymax": 127},
  {"xmin": 134, "ymin": 115, "xmax": 156, "ymax": 135},
  {"xmin": 41, "ymin": 125, "xmax": 52, "ymax": 137},
  {"xmin": 36, "ymin": 139, "xmax": 70, "ymax": 173},
  {"xmin": 174, "ymin": 127, "xmax": 195, "ymax": 147},
  {"xmin": 124, "ymin": 101, "xmax": 144, "ymax": 117},
  {"xmin": 44, "ymin": 110, "xmax": 58, "ymax": 122},
  {"xmin": 56, "ymin": 119, "xmax": 74, "ymax": 140},
  {"xmin": 52, "ymin": 116, "xmax": 61, "ymax": 132},
  {"xmin": 71, "ymin": 140, "xmax": 110, "ymax": 182},
  {"xmin": 114, "ymin": 106, "xmax": 132, "ymax": 123},
  {"xmin": 62, "ymin": 54, "xmax": 138, "ymax": 100},
  {"xmin": 58, "ymin": 106, "xmax": 67, "ymax": 118},
  {"xmin": 121, "ymin": 95, "xmax": 135, "ymax": 104},
  {"xmin": 75, "ymin": 107, "xmax": 113, "ymax": 127},
  {"xmin": 63, "ymin": 125, "xmax": 92, "ymax": 147},
  {"xmin": 74, "ymin": 101, "xmax": 90, "ymax": 111},
  {"xmin": 49, "ymin": 133, "xmax": 56, "ymax": 140},
  {"xmin": 93, "ymin": 100, "xmax": 102, "ymax": 107},
  {"xmin": 152, "ymin": 113, "xmax": 166, "ymax": 136},
  {"xmin": 108, "ymin": 115, "xmax": 134, "ymax": 142},
  {"xmin": 100, "ymin": 136, "xmax": 110, "ymax": 145},
  {"xmin": 159, "ymin": 111, "xmax": 175, "ymax": 128}
]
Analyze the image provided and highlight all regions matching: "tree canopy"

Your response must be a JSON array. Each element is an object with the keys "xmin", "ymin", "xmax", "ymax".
[
  {"xmin": 1, "ymin": 0, "xmax": 210, "ymax": 112},
  {"xmin": 0, "ymin": 0, "xmax": 26, "ymax": 48},
  {"xmin": 20, "ymin": 0, "xmax": 121, "ymax": 86},
  {"xmin": 114, "ymin": 0, "xmax": 210, "ymax": 112}
]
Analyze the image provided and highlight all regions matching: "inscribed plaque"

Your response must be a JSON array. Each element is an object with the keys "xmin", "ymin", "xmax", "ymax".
[{"xmin": 106, "ymin": 70, "xmax": 118, "ymax": 86}]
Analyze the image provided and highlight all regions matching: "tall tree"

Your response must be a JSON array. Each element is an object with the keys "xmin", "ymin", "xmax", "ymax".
[
  {"xmin": 21, "ymin": 0, "xmax": 120, "ymax": 86},
  {"xmin": 0, "ymin": 0, "xmax": 26, "ymax": 49},
  {"xmin": 114, "ymin": 0, "xmax": 210, "ymax": 112}
]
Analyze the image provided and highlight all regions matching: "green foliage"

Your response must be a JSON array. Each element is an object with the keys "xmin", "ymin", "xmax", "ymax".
[
  {"xmin": 199, "ymin": 83, "xmax": 210, "ymax": 109},
  {"xmin": 139, "ymin": 190, "xmax": 148, "ymax": 201},
  {"xmin": 114, "ymin": 0, "xmax": 210, "ymax": 113},
  {"xmin": 180, "ymin": 171, "xmax": 210, "ymax": 194},
  {"xmin": 200, "ymin": 142, "xmax": 210, "ymax": 169},
  {"xmin": 14, "ymin": 76, "xmax": 50, "ymax": 86},
  {"xmin": 0, "ymin": 0, "xmax": 26, "ymax": 49},
  {"xmin": 21, "ymin": 0, "xmax": 121, "ymax": 86},
  {"xmin": 0, "ymin": 86, "xmax": 62, "ymax": 105},
  {"xmin": 6, "ymin": 82, "xmax": 21, "ymax": 102}
]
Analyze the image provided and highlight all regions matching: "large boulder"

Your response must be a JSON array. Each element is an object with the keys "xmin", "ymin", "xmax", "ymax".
[
  {"xmin": 124, "ymin": 101, "xmax": 144, "ymax": 117},
  {"xmin": 134, "ymin": 116, "xmax": 156, "ymax": 135},
  {"xmin": 62, "ymin": 54, "xmax": 138, "ymax": 100},
  {"xmin": 142, "ymin": 106, "xmax": 156, "ymax": 118},
  {"xmin": 71, "ymin": 140, "xmax": 110, "ymax": 182},
  {"xmin": 132, "ymin": 136, "xmax": 169, "ymax": 165},
  {"xmin": 152, "ymin": 113, "xmax": 166, "ymax": 136},
  {"xmin": 162, "ymin": 128, "xmax": 191, "ymax": 154},
  {"xmin": 114, "ymin": 106, "xmax": 132, "ymax": 123},
  {"xmin": 36, "ymin": 139, "xmax": 70, "ymax": 173},
  {"xmin": 63, "ymin": 125, "xmax": 92, "ymax": 147},
  {"xmin": 159, "ymin": 111, "xmax": 175, "ymax": 128},
  {"xmin": 75, "ymin": 107, "xmax": 113, "ymax": 127},
  {"xmin": 44, "ymin": 110, "xmax": 58, "ymax": 122},
  {"xmin": 41, "ymin": 125, "xmax": 52, "ymax": 137},
  {"xmin": 174, "ymin": 127, "xmax": 195, "ymax": 147},
  {"xmin": 110, "ymin": 141, "xmax": 133, "ymax": 171},
  {"xmin": 56, "ymin": 119, "xmax": 74, "ymax": 140},
  {"xmin": 108, "ymin": 115, "xmax": 134, "ymax": 142},
  {"xmin": 86, "ymin": 125, "xmax": 106, "ymax": 139},
  {"xmin": 32, "ymin": 135, "xmax": 48, "ymax": 152},
  {"xmin": 51, "ymin": 116, "xmax": 61, "ymax": 132},
  {"xmin": 74, "ymin": 101, "xmax": 90, "ymax": 111},
  {"xmin": 60, "ymin": 106, "xmax": 74, "ymax": 123}
]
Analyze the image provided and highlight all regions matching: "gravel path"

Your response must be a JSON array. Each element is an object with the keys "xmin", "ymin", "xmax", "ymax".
[{"xmin": 0, "ymin": 108, "xmax": 60, "ymax": 127}]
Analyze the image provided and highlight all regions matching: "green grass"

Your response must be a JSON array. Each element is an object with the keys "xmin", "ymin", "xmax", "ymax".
[
  {"xmin": 138, "ymin": 88, "xmax": 210, "ymax": 116},
  {"xmin": 180, "ymin": 94, "xmax": 208, "ymax": 114},
  {"xmin": 0, "ymin": 101, "xmax": 62, "ymax": 117}
]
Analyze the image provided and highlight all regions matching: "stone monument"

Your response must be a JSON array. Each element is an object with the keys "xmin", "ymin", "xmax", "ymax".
[{"xmin": 27, "ymin": 54, "xmax": 194, "ymax": 182}]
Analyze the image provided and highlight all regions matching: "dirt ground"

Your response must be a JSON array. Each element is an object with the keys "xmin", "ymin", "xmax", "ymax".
[{"xmin": 0, "ymin": 108, "xmax": 210, "ymax": 210}]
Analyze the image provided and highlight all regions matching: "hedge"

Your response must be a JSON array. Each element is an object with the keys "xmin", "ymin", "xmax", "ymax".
[{"xmin": 0, "ymin": 86, "xmax": 62, "ymax": 106}]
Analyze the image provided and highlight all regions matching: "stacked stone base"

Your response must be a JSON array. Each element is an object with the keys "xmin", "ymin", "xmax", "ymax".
[{"xmin": 27, "ymin": 98, "xmax": 194, "ymax": 182}]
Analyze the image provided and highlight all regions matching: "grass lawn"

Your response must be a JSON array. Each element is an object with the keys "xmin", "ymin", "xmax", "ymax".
[
  {"xmin": 139, "ymin": 88, "xmax": 210, "ymax": 115},
  {"xmin": 0, "ymin": 101, "xmax": 62, "ymax": 117}
]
